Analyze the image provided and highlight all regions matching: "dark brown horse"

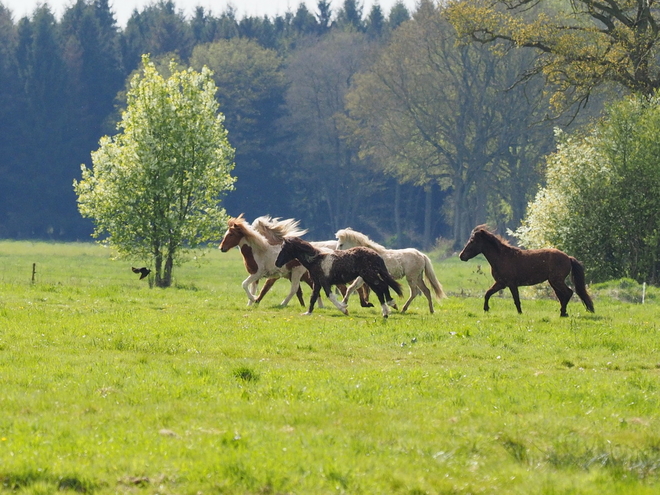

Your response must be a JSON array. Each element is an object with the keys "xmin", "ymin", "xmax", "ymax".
[
  {"xmin": 275, "ymin": 237, "xmax": 403, "ymax": 317},
  {"xmin": 459, "ymin": 225, "xmax": 594, "ymax": 317}
]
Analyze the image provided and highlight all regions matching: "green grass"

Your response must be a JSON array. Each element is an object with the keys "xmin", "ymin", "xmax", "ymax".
[{"xmin": 0, "ymin": 241, "xmax": 659, "ymax": 494}]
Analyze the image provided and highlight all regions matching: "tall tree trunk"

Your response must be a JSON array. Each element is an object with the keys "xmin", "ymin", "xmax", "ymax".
[
  {"xmin": 163, "ymin": 252, "xmax": 174, "ymax": 288},
  {"xmin": 423, "ymin": 185, "xmax": 432, "ymax": 250},
  {"xmin": 154, "ymin": 247, "xmax": 165, "ymax": 288},
  {"xmin": 394, "ymin": 181, "xmax": 401, "ymax": 248},
  {"xmin": 452, "ymin": 182, "xmax": 472, "ymax": 249}
]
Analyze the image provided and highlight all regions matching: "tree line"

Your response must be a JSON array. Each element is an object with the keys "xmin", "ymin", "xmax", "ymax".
[{"xmin": 0, "ymin": 0, "xmax": 597, "ymax": 250}]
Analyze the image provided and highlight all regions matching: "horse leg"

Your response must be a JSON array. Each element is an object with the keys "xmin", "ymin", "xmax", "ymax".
[
  {"xmin": 249, "ymin": 280, "xmax": 259, "ymax": 297},
  {"xmin": 358, "ymin": 285, "xmax": 373, "ymax": 307},
  {"xmin": 254, "ymin": 278, "xmax": 277, "ymax": 304},
  {"xmin": 549, "ymin": 279, "xmax": 573, "ymax": 317},
  {"xmin": 484, "ymin": 281, "xmax": 506, "ymax": 312},
  {"xmin": 365, "ymin": 278, "xmax": 391, "ymax": 317},
  {"xmin": 304, "ymin": 284, "xmax": 322, "ymax": 315},
  {"xmin": 295, "ymin": 285, "xmax": 305, "ymax": 306},
  {"xmin": 417, "ymin": 278, "xmax": 434, "ymax": 314},
  {"xmin": 509, "ymin": 285, "xmax": 523, "ymax": 314},
  {"xmin": 326, "ymin": 285, "xmax": 349, "ymax": 315},
  {"xmin": 302, "ymin": 271, "xmax": 324, "ymax": 308},
  {"xmin": 401, "ymin": 277, "xmax": 420, "ymax": 314},
  {"xmin": 341, "ymin": 277, "xmax": 364, "ymax": 305},
  {"xmin": 281, "ymin": 266, "xmax": 305, "ymax": 307},
  {"xmin": 241, "ymin": 274, "xmax": 260, "ymax": 305}
]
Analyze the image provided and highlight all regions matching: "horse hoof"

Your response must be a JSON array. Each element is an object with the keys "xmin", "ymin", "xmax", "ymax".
[{"xmin": 301, "ymin": 312, "xmax": 312, "ymax": 316}]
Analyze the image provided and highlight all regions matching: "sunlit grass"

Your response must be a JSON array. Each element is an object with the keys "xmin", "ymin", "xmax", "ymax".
[{"xmin": 0, "ymin": 241, "xmax": 658, "ymax": 493}]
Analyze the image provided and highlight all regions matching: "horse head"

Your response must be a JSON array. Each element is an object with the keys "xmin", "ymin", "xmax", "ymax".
[
  {"xmin": 459, "ymin": 225, "xmax": 489, "ymax": 261},
  {"xmin": 276, "ymin": 237, "xmax": 317, "ymax": 268},
  {"xmin": 460, "ymin": 225, "xmax": 507, "ymax": 260},
  {"xmin": 275, "ymin": 238, "xmax": 296, "ymax": 268},
  {"xmin": 335, "ymin": 227, "xmax": 385, "ymax": 252},
  {"xmin": 219, "ymin": 214, "xmax": 247, "ymax": 252}
]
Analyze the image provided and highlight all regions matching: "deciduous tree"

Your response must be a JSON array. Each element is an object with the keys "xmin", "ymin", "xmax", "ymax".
[
  {"xmin": 190, "ymin": 38, "xmax": 288, "ymax": 218},
  {"xmin": 513, "ymin": 95, "xmax": 660, "ymax": 283},
  {"xmin": 345, "ymin": 1, "xmax": 553, "ymax": 246},
  {"xmin": 74, "ymin": 56, "xmax": 235, "ymax": 287},
  {"xmin": 445, "ymin": 0, "xmax": 660, "ymax": 111}
]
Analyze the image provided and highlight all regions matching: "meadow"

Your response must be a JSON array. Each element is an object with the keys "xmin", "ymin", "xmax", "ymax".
[{"xmin": 0, "ymin": 241, "xmax": 658, "ymax": 494}]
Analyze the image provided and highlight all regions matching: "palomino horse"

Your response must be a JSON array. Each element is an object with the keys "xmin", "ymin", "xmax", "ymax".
[
  {"xmin": 219, "ymin": 214, "xmax": 310, "ymax": 307},
  {"xmin": 335, "ymin": 228, "xmax": 445, "ymax": 313},
  {"xmin": 459, "ymin": 225, "xmax": 594, "ymax": 317},
  {"xmin": 275, "ymin": 237, "xmax": 402, "ymax": 317}
]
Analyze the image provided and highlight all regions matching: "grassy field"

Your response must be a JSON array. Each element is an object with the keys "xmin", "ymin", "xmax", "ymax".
[{"xmin": 0, "ymin": 241, "xmax": 658, "ymax": 494}]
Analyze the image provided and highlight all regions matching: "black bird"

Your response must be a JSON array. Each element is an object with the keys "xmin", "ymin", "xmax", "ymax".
[{"xmin": 131, "ymin": 267, "xmax": 151, "ymax": 280}]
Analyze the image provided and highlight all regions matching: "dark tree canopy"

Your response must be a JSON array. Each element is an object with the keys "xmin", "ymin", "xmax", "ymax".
[
  {"xmin": 446, "ymin": 0, "xmax": 660, "ymax": 110},
  {"xmin": 0, "ymin": 0, "xmax": 557, "ymax": 249}
]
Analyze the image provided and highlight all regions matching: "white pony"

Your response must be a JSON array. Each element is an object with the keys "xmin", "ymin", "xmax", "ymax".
[{"xmin": 335, "ymin": 228, "xmax": 446, "ymax": 313}]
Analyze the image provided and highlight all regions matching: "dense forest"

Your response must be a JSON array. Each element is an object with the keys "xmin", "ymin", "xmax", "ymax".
[{"xmin": 0, "ymin": 0, "xmax": 599, "ymax": 248}]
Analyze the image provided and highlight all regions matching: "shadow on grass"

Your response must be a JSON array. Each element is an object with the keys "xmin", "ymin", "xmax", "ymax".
[{"xmin": 1, "ymin": 472, "xmax": 99, "ymax": 493}]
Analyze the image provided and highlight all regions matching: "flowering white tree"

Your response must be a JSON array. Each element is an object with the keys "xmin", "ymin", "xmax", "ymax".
[
  {"xmin": 74, "ymin": 55, "xmax": 235, "ymax": 287},
  {"xmin": 513, "ymin": 95, "xmax": 660, "ymax": 283}
]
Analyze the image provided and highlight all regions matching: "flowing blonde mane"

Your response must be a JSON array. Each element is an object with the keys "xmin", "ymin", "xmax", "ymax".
[
  {"xmin": 335, "ymin": 227, "xmax": 386, "ymax": 253},
  {"xmin": 227, "ymin": 214, "xmax": 272, "ymax": 251},
  {"xmin": 252, "ymin": 215, "xmax": 308, "ymax": 244}
]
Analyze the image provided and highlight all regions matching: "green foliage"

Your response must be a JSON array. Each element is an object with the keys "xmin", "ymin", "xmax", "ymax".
[
  {"xmin": 74, "ymin": 55, "xmax": 235, "ymax": 287},
  {"xmin": 189, "ymin": 39, "xmax": 289, "ymax": 217},
  {"xmin": 344, "ymin": 2, "xmax": 554, "ymax": 245},
  {"xmin": 1, "ymin": 241, "xmax": 660, "ymax": 494},
  {"xmin": 445, "ymin": 0, "xmax": 660, "ymax": 111},
  {"xmin": 514, "ymin": 94, "xmax": 660, "ymax": 284}
]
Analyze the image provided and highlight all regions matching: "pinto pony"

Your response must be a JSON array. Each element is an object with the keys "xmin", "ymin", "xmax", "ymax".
[
  {"xmin": 335, "ymin": 228, "xmax": 445, "ymax": 313},
  {"xmin": 459, "ymin": 225, "xmax": 594, "ymax": 317},
  {"xmin": 275, "ymin": 237, "xmax": 403, "ymax": 317},
  {"xmin": 219, "ymin": 214, "xmax": 310, "ymax": 307}
]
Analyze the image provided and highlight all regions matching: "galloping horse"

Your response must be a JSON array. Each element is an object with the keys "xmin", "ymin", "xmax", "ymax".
[
  {"xmin": 251, "ymin": 217, "xmax": 373, "ymax": 308},
  {"xmin": 275, "ymin": 237, "xmax": 403, "ymax": 317},
  {"xmin": 459, "ymin": 225, "xmax": 594, "ymax": 317},
  {"xmin": 219, "ymin": 214, "xmax": 310, "ymax": 307},
  {"xmin": 335, "ymin": 228, "xmax": 446, "ymax": 313}
]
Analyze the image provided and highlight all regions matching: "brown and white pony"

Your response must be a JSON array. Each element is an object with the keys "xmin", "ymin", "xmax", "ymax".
[
  {"xmin": 251, "ymin": 216, "xmax": 373, "ymax": 308},
  {"xmin": 219, "ymin": 214, "xmax": 310, "ymax": 307},
  {"xmin": 335, "ymin": 228, "xmax": 446, "ymax": 313},
  {"xmin": 275, "ymin": 236, "xmax": 402, "ymax": 317},
  {"xmin": 459, "ymin": 225, "xmax": 594, "ymax": 317}
]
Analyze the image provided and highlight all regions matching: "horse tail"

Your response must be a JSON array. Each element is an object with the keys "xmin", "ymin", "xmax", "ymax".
[
  {"xmin": 389, "ymin": 276, "xmax": 403, "ymax": 297},
  {"xmin": 423, "ymin": 254, "xmax": 446, "ymax": 299},
  {"xmin": 570, "ymin": 257, "xmax": 595, "ymax": 313},
  {"xmin": 381, "ymin": 267, "xmax": 403, "ymax": 297}
]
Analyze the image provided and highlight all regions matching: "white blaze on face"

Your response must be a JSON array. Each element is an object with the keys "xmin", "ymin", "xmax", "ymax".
[{"xmin": 321, "ymin": 256, "xmax": 334, "ymax": 278}]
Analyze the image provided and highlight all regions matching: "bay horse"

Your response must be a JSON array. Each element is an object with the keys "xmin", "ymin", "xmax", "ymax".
[
  {"xmin": 219, "ymin": 214, "xmax": 311, "ymax": 307},
  {"xmin": 335, "ymin": 228, "xmax": 446, "ymax": 313},
  {"xmin": 275, "ymin": 237, "xmax": 403, "ymax": 317},
  {"xmin": 459, "ymin": 225, "xmax": 594, "ymax": 317}
]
